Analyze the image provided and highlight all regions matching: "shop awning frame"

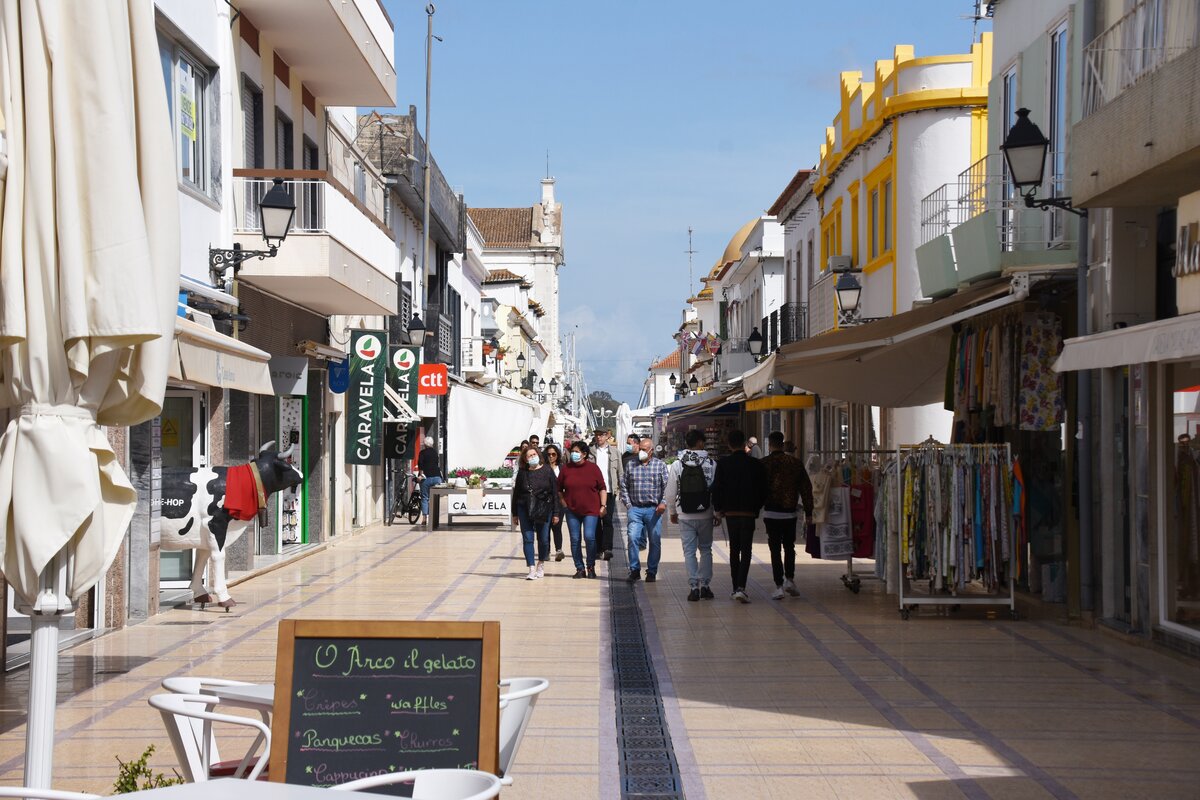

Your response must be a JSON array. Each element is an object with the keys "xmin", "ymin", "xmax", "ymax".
[
  {"xmin": 174, "ymin": 316, "xmax": 275, "ymax": 395},
  {"xmin": 1055, "ymin": 311, "xmax": 1200, "ymax": 372}
]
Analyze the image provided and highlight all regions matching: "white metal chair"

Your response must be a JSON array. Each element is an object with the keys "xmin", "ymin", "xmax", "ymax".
[
  {"xmin": 497, "ymin": 676, "xmax": 549, "ymax": 785},
  {"xmin": 161, "ymin": 676, "xmax": 256, "ymax": 695},
  {"xmin": 148, "ymin": 693, "xmax": 270, "ymax": 782},
  {"xmin": 330, "ymin": 769, "xmax": 502, "ymax": 799},
  {"xmin": 0, "ymin": 790, "xmax": 101, "ymax": 800}
]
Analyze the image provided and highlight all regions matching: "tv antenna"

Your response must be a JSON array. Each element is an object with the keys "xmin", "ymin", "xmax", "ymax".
[{"xmin": 685, "ymin": 226, "xmax": 697, "ymax": 293}]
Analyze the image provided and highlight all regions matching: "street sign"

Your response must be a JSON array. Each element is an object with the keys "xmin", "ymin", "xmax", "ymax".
[
  {"xmin": 346, "ymin": 329, "xmax": 388, "ymax": 465},
  {"xmin": 328, "ymin": 358, "xmax": 349, "ymax": 393},
  {"xmin": 418, "ymin": 363, "xmax": 449, "ymax": 395}
]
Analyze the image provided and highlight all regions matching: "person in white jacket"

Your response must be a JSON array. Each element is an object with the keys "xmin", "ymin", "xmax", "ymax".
[{"xmin": 663, "ymin": 429, "xmax": 718, "ymax": 601}]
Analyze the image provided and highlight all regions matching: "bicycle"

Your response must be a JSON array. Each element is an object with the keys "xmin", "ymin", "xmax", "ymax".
[{"xmin": 387, "ymin": 470, "xmax": 423, "ymax": 526}]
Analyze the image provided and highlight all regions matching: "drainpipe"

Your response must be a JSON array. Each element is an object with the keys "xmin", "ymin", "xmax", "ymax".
[{"xmin": 1078, "ymin": 209, "xmax": 1094, "ymax": 613}]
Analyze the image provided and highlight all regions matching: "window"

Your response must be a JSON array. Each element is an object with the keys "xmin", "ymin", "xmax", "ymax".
[
  {"xmin": 849, "ymin": 184, "xmax": 860, "ymax": 267},
  {"xmin": 1049, "ymin": 21, "xmax": 1069, "ymax": 242},
  {"xmin": 1001, "ymin": 65, "xmax": 1018, "ymax": 250},
  {"xmin": 159, "ymin": 32, "xmax": 217, "ymax": 196},
  {"xmin": 806, "ymin": 234, "xmax": 815, "ymax": 289},
  {"xmin": 882, "ymin": 179, "xmax": 892, "ymax": 252},
  {"xmin": 275, "ymin": 111, "xmax": 294, "ymax": 170},
  {"xmin": 869, "ymin": 189, "xmax": 879, "ymax": 260}
]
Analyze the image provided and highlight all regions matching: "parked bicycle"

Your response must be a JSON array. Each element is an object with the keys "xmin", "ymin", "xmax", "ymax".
[{"xmin": 386, "ymin": 469, "xmax": 423, "ymax": 526}]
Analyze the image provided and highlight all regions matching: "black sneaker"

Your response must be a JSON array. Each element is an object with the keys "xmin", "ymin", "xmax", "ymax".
[
  {"xmin": 687, "ymin": 588, "xmax": 700, "ymax": 602},
  {"xmin": 645, "ymin": 573, "xmax": 656, "ymax": 583},
  {"xmin": 554, "ymin": 551, "xmax": 565, "ymax": 562},
  {"xmin": 572, "ymin": 569, "xmax": 587, "ymax": 579},
  {"xmin": 699, "ymin": 586, "xmax": 715, "ymax": 600},
  {"xmin": 627, "ymin": 569, "xmax": 641, "ymax": 583},
  {"xmin": 587, "ymin": 567, "xmax": 597, "ymax": 579},
  {"xmin": 602, "ymin": 550, "xmax": 613, "ymax": 561}
]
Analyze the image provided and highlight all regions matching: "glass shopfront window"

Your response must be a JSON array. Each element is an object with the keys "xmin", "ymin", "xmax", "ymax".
[{"xmin": 1168, "ymin": 367, "xmax": 1200, "ymax": 634}]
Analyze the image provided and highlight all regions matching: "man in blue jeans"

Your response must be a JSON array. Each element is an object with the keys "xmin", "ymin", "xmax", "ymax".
[
  {"xmin": 417, "ymin": 435, "xmax": 443, "ymax": 526},
  {"xmin": 621, "ymin": 437, "xmax": 669, "ymax": 582}
]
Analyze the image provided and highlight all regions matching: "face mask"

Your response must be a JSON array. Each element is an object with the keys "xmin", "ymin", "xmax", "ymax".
[
  {"xmin": 526, "ymin": 454, "xmax": 540, "ymax": 467},
  {"xmin": 638, "ymin": 450, "xmax": 649, "ymax": 462},
  {"xmin": 624, "ymin": 444, "xmax": 633, "ymax": 453},
  {"xmin": 570, "ymin": 451, "xmax": 583, "ymax": 463}
]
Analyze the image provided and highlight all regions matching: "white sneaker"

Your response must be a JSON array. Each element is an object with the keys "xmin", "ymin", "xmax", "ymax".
[
  {"xmin": 783, "ymin": 579, "xmax": 800, "ymax": 596},
  {"xmin": 526, "ymin": 567, "xmax": 538, "ymax": 581},
  {"xmin": 771, "ymin": 586, "xmax": 786, "ymax": 600},
  {"xmin": 733, "ymin": 589, "xmax": 750, "ymax": 603},
  {"xmin": 535, "ymin": 564, "xmax": 545, "ymax": 579}
]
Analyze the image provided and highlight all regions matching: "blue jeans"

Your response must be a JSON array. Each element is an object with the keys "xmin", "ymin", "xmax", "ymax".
[
  {"xmin": 515, "ymin": 502, "xmax": 551, "ymax": 567},
  {"xmin": 420, "ymin": 475, "xmax": 440, "ymax": 516},
  {"xmin": 678, "ymin": 516, "xmax": 714, "ymax": 589},
  {"xmin": 626, "ymin": 506, "xmax": 662, "ymax": 575},
  {"xmin": 564, "ymin": 509, "xmax": 598, "ymax": 571}
]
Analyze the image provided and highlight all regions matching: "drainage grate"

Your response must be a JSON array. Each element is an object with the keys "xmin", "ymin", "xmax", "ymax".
[{"xmin": 608, "ymin": 543, "xmax": 685, "ymax": 799}]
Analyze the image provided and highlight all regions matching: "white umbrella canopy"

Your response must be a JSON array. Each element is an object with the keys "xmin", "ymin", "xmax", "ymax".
[{"xmin": 0, "ymin": 0, "xmax": 179, "ymax": 785}]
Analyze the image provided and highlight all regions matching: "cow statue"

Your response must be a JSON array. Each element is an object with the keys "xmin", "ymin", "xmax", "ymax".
[{"xmin": 159, "ymin": 441, "xmax": 304, "ymax": 610}]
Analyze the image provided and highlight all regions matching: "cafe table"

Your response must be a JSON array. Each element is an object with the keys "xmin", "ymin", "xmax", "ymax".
[
  {"xmin": 116, "ymin": 779, "xmax": 348, "ymax": 798},
  {"xmin": 204, "ymin": 682, "xmax": 275, "ymax": 719}
]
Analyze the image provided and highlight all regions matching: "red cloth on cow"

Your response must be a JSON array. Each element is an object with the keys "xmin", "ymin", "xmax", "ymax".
[{"xmin": 223, "ymin": 463, "xmax": 261, "ymax": 521}]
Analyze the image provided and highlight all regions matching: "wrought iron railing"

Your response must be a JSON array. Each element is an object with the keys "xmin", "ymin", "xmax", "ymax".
[
  {"xmin": 1083, "ymin": 0, "xmax": 1199, "ymax": 115},
  {"xmin": 779, "ymin": 302, "xmax": 808, "ymax": 346}
]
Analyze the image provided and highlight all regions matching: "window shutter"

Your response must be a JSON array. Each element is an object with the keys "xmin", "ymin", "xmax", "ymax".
[{"xmin": 718, "ymin": 301, "xmax": 727, "ymax": 339}]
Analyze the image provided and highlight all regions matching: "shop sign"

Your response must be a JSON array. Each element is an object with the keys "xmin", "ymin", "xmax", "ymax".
[
  {"xmin": 269, "ymin": 356, "xmax": 310, "ymax": 396},
  {"xmin": 418, "ymin": 363, "xmax": 449, "ymax": 395},
  {"xmin": 388, "ymin": 345, "xmax": 421, "ymax": 414},
  {"xmin": 328, "ymin": 358, "xmax": 349, "ymax": 394},
  {"xmin": 346, "ymin": 329, "xmax": 388, "ymax": 465},
  {"xmin": 384, "ymin": 422, "xmax": 418, "ymax": 461}
]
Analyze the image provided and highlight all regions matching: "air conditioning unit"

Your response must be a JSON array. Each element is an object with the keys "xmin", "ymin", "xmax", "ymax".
[{"xmin": 828, "ymin": 255, "xmax": 852, "ymax": 273}]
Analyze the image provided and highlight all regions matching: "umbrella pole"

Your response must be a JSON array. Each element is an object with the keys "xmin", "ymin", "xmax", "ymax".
[{"xmin": 21, "ymin": 553, "xmax": 71, "ymax": 788}]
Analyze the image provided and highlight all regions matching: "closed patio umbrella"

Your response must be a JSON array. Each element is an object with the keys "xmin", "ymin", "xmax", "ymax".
[{"xmin": 0, "ymin": 0, "xmax": 179, "ymax": 786}]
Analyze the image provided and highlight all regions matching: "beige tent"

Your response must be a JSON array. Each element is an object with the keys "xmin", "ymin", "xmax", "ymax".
[{"xmin": 0, "ymin": 0, "xmax": 179, "ymax": 785}]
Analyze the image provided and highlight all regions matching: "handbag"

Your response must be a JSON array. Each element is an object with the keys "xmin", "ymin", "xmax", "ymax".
[{"xmin": 527, "ymin": 472, "xmax": 555, "ymax": 524}]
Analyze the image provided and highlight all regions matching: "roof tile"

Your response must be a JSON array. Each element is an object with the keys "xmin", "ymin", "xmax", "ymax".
[{"xmin": 468, "ymin": 208, "xmax": 535, "ymax": 248}]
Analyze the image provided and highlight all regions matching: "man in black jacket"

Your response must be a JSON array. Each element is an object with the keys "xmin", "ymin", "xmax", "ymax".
[
  {"xmin": 711, "ymin": 430, "xmax": 768, "ymax": 602},
  {"xmin": 417, "ymin": 435, "xmax": 443, "ymax": 526}
]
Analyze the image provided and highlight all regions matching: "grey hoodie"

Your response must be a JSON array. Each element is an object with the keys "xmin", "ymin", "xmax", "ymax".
[{"xmin": 663, "ymin": 449, "xmax": 717, "ymax": 520}]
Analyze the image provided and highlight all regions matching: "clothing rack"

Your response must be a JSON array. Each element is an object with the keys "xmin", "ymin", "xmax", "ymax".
[
  {"xmin": 806, "ymin": 449, "xmax": 892, "ymax": 594},
  {"xmin": 894, "ymin": 440, "xmax": 1018, "ymax": 620}
]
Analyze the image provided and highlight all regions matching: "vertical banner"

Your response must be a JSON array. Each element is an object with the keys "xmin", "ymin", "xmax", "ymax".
[
  {"xmin": 388, "ymin": 344, "xmax": 421, "ymax": 416},
  {"xmin": 346, "ymin": 329, "xmax": 388, "ymax": 465}
]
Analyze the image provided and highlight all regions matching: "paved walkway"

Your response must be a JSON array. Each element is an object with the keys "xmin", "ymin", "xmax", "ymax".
[{"xmin": 1, "ymin": 519, "xmax": 1199, "ymax": 798}]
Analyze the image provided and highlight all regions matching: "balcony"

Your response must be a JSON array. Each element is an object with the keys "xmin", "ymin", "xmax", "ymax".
[
  {"xmin": 1073, "ymin": 0, "xmax": 1200, "ymax": 206},
  {"xmin": 760, "ymin": 302, "xmax": 809, "ymax": 355},
  {"xmin": 460, "ymin": 338, "xmax": 492, "ymax": 377},
  {"xmin": 233, "ymin": 172, "xmax": 397, "ymax": 316},
  {"xmin": 917, "ymin": 154, "xmax": 1077, "ymax": 298},
  {"xmin": 236, "ymin": 0, "xmax": 395, "ymax": 106},
  {"xmin": 809, "ymin": 273, "xmax": 837, "ymax": 338}
]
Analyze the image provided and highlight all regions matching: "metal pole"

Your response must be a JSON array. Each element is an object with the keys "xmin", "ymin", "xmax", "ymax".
[
  {"xmin": 421, "ymin": 3, "xmax": 434, "ymax": 322},
  {"xmin": 23, "ymin": 553, "xmax": 70, "ymax": 788},
  {"xmin": 1078, "ymin": 209, "xmax": 1094, "ymax": 612}
]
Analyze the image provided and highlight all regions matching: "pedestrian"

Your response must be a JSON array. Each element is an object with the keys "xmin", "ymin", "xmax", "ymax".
[
  {"xmin": 664, "ymin": 428, "xmax": 717, "ymax": 601},
  {"xmin": 621, "ymin": 436, "xmax": 669, "ymax": 583},
  {"xmin": 761, "ymin": 430, "xmax": 814, "ymax": 599},
  {"xmin": 711, "ymin": 430, "xmax": 768, "ymax": 602},
  {"xmin": 558, "ymin": 440, "xmax": 607, "ymax": 579},
  {"xmin": 591, "ymin": 428, "xmax": 622, "ymax": 562},
  {"xmin": 747, "ymin": 436, "xmax": 762, "ymax": 459},
  {"xmin": 417, "ymin": 435, "xmax": 443, "ymax": 526},
  {"xmin": 621, "ymin": 433, "xmax": 640, "ymax": 473},
  {"xmin": 529, "ymin": 434, "xmax": 541, "ymax": 450},
  {"xmin": 783, "ymin": 440, "xmax": 797, "ymax": 457},
  {"xmin": 543, "ymin": 444, "xmax": 566, "ymax": 561},
  {"xmin": 511, "ymin": 444, "xmax": 558, "ymax": 581}
]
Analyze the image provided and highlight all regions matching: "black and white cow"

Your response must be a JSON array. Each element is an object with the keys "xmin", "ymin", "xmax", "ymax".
[{"xmin": 159, "ymin": 442, "xmax": 304, "ymax": 608}]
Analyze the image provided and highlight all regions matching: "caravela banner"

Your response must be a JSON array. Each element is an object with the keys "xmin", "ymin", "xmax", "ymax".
[
  {"xmin": 388, "ymin": 344, "xmax": 421, "ymax": 415},
  {"xmin": 346, "ymin": 329, "xmax": 388, "ymax": 465}
]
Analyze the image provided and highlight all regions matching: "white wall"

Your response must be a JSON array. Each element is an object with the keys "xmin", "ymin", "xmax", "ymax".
[{"xmin": 992, "ymin": 0, "xmax": 1074, "ymax": 76}]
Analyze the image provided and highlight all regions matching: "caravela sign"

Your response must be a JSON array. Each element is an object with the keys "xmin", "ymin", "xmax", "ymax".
[{"xmin": 346, "ymin": 329, "xmax": 387, "ymax": 465}]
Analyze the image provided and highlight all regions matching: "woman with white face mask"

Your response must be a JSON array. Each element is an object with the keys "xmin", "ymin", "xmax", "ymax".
[
  {"xmin": 511, "ymin": 444, "xmax": 559, "ymax": 580},
  {"xmin": 557, "ymin": 441, "xmax": 607, "ymax": 578}
]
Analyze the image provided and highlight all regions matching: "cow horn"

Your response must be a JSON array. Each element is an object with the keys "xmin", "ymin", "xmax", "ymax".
[{"xmin": 259, "ymin": 440, "xmax": 276, "ymax": 454}]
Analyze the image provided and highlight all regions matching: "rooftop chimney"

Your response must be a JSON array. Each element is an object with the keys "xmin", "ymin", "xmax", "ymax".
[{"xmin": 541, "ymin": 177, "xmax": 556, "ymax": 208}]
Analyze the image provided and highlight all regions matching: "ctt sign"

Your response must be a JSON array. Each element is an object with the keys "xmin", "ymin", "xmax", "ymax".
[
  {"xmin": 418, "ymin": 363, "xmax": 449, "ymax": 395},
  {"xmin": 388, "ymin": 345, "xmax": 420, "ymax": 415},
  {"xmin": 346, "ymin": 329, "xmax": 388, "ymax": 465}
]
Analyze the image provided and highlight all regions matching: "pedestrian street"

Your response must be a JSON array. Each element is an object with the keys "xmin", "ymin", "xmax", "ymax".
[{"xmin": 1, "ymin": 519, "xmax": 1198, "ymax": 799}]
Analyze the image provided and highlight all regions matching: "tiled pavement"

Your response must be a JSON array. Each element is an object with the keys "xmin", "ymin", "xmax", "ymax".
[{"xmin": 1, "ymin": 518, "xmax": 1199, "ymax": 798}]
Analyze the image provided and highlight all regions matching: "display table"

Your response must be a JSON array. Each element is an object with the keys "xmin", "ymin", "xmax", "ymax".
[{"xmin": 427, "ymin": 485, "xmax": 512, "ymax": 530}]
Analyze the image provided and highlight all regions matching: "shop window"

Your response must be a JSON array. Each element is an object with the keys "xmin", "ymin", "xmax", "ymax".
[{"xmin": 1170, "ymin": 368, "xmax": 1200, "ymax": 636}]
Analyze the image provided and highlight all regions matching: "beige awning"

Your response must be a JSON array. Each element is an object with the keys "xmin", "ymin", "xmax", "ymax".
[
  {"xmin": 1055, "ymin": 312, "xmax": 1200, "ymax": 372},
  {"xmin": 175, "ymin": 317, "xmax": 274, "ymax": 395},
  {"xmin": 771, "ymin": 279, "xmax": 1023, "ymax": 408}
]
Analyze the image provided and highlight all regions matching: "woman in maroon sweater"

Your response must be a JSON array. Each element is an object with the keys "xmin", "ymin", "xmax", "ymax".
[{"xmin": 557, "ymin": 441, "xmax": 607, "ymax": 578}]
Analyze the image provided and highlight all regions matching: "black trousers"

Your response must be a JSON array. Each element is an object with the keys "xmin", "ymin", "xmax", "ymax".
[
  {"xmin": 725, "ymin": 516, "xmax": 756, "ymax": 591},
  {"xmin": 763, "ymin": 517, "xmax": 798, "ymax": 587},
  {"xmin": 550, "ymin": 516, "xmax": 563, "ymax": 551},
  {"xmin": 597, "ymin": 494, "xmax": 616, "ymax": 553}
]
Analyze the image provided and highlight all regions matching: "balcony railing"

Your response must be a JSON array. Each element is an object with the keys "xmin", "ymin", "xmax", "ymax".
[
  {"xmin": 1083, "ymin": 0, "xmax": 1199, "ymax": 115},
  {"xmin": 919, "ymin": 153, "xmax": 1076, "ymax": 253},
  {"xmin": 460, "ymin": 338, "xmax": 492, "ymax": 372},
  {"xmin": 779, "ymin": 302, "xmax": 808, "ymax": 346}
]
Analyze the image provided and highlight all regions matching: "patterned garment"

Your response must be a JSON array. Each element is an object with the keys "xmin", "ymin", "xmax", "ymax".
[
  {"xmin": 1018, "ymin": 313, "xmax": 1065, "ymax": 432},
  {"xmin": 621, "ymin": 458, "xmax": 669, "ymax": 507}
]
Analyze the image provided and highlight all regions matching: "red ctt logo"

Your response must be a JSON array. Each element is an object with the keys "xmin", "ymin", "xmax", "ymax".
[{"xmin": 418, "ymin": 364, "xmax": 449, "ymax": 395}]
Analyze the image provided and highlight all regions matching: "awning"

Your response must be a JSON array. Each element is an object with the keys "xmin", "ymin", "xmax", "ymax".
[
  {"xmin": 447, "ymin": 384, "xmax": 539, "ymax": 470},
  {"xmin": 1055, "ymin": 312, "xmax": 1200, "ymax": 372},
  {"xmin": 174, "ymin": 316, "xmax": 275, "ymax": 395},
  {"xmin": 771, "ymin": 278, "xmax": 1025, "ymax": 408},
  {"xmin": 742, "ymin": 353, "xmax": 776, "ymax": 399},
  {"xmin": 744, "ymin": 394, "xmax": 815, "ymax": 411}
]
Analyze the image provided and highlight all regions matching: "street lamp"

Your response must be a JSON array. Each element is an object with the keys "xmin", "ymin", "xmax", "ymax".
[
  {"xmin": 835, "ymin": 272, "xmax": 862, "ymax": 315},
  {"xmin": 748, "ymin": 327, "xmax": 765, "ymax": 361},
  {"xmin": 538, "ymin": 378, "xmax": 547, "ymax": 393},
  {"xmin": 406, "ymin": 312, "xmax": 431, "ymax": 344},
  {"xmin": 549, "ymin": 377, "xmax": 558, "ymax": 395},
  {"xmin": 668, "ymin": 373, "xmax": 677, "ymax": 387},
  {"xmin": 1000, "ymin": 108, "xmax": 1083, "ymax": 216},
  {"xmin": 688, "ymin": 374, "xmax": 699, "ymax": 394},
  {"xmin": 516, "ymin": 352, "xmax": 526, "ymax": 371},
  {"xmin": 209, "ymin": 177, "xmax": 296, "ymax": 287}
]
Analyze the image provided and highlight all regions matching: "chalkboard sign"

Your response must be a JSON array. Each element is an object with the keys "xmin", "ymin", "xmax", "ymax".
[{"xmin": 270, "ymin": 620, "xmax": 500, "ymax": 794}]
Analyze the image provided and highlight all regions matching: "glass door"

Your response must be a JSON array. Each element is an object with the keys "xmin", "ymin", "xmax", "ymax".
[{"xmin": 160, "ymin": 391, "xmax": 204, "ymax": 587}]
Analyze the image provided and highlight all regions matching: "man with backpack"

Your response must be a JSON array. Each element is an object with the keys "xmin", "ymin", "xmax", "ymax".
[
  {"xmin": 664, "ymin": 428, "xmax": 717, "ymax": 601},
  {"xmin": 761, "ymin": 430, "xmax": 814, "ymax": 599}
]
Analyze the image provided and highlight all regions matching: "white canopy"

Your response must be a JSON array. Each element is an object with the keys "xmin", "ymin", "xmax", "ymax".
[
  {"xmin": 447, "ymin": 384, "xmax": 539, "ymax": 470},
  {"xmin": 1055, "ymin": 312, "xmax": 1200, "ymax": 372}
]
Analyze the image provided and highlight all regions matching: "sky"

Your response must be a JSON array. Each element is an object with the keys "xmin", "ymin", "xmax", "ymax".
[{"xmin": 379, "ymin": 0, "xmax": 990, "ymax": 405}]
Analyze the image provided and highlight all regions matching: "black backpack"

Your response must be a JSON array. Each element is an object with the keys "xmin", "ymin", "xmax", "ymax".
[{"xmin": 678, "ymin": 457, "xmax": 711, "ymax": 514}]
